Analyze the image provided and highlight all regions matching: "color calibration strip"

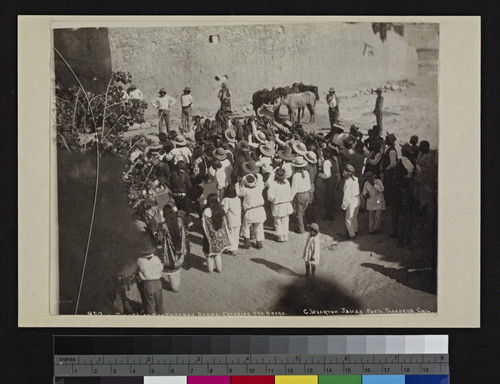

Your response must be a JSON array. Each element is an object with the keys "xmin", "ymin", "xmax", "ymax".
[
  {"xmin": 54, "ymin": 336, "xmax": 449, "ymax": 381},
  {"xmin": 54, "ymin": 374, "xmax": 450, "ymax": 383}
]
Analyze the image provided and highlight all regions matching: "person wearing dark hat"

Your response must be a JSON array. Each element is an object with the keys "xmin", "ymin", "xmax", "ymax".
[
  {"xmin": 327, "ymin": 87, "xmax": 340, "ymax": 130},
  {"xmin": 136, "ymin": 245, "xmax": 165, "ymax": 314},
  {"xmin": 180, "ymin": 87, "xmax": 193, "ymax": 133},
  {"xmin": 416, "ymin": 140, "xmax": 434, "ymax": 214},
  {"xmin": 364, "ymin": 125, "xmax": 385, "ymax": 156},
  {"xmin": 152, "ymin": 88, "xmax": 176, "ymax": 134},
  {"xmin": 391, "ymin": 143, "xmax": 420, "ymax": 246},
  {"xmin": 318, "ymin": 146, "xmax": 340, "ymax": 221},
  {"xmin": 410, "ymin": 135, "xmax": 419, "ymax": 157},
  {"xmin": 190, "ymin": 146, "xmax": 208, "ymax": 207},
  {"xmin": 267, "ymin": 167, "xmax": 293, "ymax": 242},
  {"xmin": 237, "ymin": 173, "xmax": 267, "ymax": 249},
  {"xmin": 341, "ymin": 164, "xmax": 360, "ymax": 239},
  {"xmin": 152, "ymin": 153, "xmax": 171, "ymax": 188},
  {"xmin": 373, "ymin": 87, "xmax": 384, "ymax": 131},
  {"xmin": 231, "ymin": 141, "xmax": 256, "ymax": 183},
  {"xmin": 127, "ymin": 84, "xmax": 144, "ymax": 100},
  {"xmin": 302, "ymin": 223, "xmax": 321, "ymax": 279},
  {"xmin": 364, "ymin": 140, "xmax": 382, "ymax": 179},
  {"xmin": 169, "ymin": 160, "xmax": 192, "ymax": 212},
  {"xmin": 304, "ymin": 151, "xmax": 319, "ymax": 224},
  {"xmin": 381, "ymin": 132, "xmax": 398, "ymax": 205},
  {"xmin": 362, "ymin": 171, "xmax": 385, "ymax": 234},
  {"xmin": 217, "ymin": 82, "xmax": 231, "ymax": 111},
  {"xmin": 159, "ymin": 204, "xmax": 189, "ymax": 292},
  {"xmin": 290, "ymin": 156, "xmax": 312, "ymax": 234}
]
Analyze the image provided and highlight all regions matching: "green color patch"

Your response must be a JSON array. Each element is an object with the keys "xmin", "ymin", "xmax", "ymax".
[{"xmin": 318, "ymin": 376, "xmax": 362, "ymax": 384}]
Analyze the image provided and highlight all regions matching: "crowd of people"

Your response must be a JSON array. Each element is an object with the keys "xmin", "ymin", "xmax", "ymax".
[{"xmin": 128, "ymin": 84, "xmax": 437, "ymax": 315}]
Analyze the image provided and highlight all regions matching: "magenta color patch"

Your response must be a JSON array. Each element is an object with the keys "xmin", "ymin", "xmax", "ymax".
[{"xmin": 188, "ymin": 376, "xmax": 231, "ymax": 384}]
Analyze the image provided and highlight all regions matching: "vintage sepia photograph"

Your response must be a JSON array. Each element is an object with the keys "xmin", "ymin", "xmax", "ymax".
[{"xmin": 52, "ymin": 20, "xmax": 441, "ymax": 317}]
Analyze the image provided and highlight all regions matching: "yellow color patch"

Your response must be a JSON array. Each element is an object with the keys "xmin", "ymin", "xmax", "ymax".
[{"xmin": 275, "ymin": 376, "xmax": 318, "ymax": 384}]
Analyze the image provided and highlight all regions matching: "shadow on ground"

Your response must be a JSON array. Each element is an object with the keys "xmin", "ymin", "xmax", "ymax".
[
  {"xmin": 272, "ymin": 277, "xmax": 362, "ymax": 315},
  {"xmin": 250, "ymin": 258, "xmax": 301, "ymax": 277},
  {"xmin": 361, "ymin": 262, "xmax": 437, "ymax": 295}
]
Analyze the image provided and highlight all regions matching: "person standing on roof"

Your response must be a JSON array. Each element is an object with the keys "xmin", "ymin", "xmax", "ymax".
[
  {"xmin": 218, "ymin": 83, "xmax": 231, "ymax": 111},
  {"xmin": 374, "ymin": 87, "xmax": 384, "ymax": 132},
  {"xmin": 152, "ymin": 88, "xmax": 176, "ymax": 134},
  {"xmin": 180, "ymin": 87, "xmax": 193, "ymax": 133}
]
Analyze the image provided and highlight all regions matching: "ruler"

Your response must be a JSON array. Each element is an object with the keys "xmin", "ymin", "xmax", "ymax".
[
  {"xmin": 54, "ymin": 335, "xmax": 449, "ymax": 379},
  {"xmin": 54, "ymin": 353, "xmax": 449, "ymax": 377}
]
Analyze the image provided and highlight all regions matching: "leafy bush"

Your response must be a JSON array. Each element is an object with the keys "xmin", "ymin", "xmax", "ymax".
[{"xmin": 55, "ymin": 71, "xmax": 148, "ymax": 155}]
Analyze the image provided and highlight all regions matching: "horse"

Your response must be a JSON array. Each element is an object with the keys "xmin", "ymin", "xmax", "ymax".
[
  {"xmin": 291, "ymin": 82, "xmax": 320, "ymax": 120},
  {"xmin": 278, "ymin": 91, "xmax": 317, "ymax": 123},
  {"xmin": 251, "ymin": 88, "xmax": 276, "ymax": 117}
]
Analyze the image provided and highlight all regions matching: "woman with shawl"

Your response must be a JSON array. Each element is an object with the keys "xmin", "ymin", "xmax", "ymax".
[{"xmin": 202, "ymin": 193, "xmax": 230, "ymax": 272}]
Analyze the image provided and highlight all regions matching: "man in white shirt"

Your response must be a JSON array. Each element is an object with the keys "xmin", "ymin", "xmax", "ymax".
[
  {"xmin": 341, "ymin": 164, "xmax": 360, "ymax": 239},
  {"xmin": 136, "ymin": 246, "xmax": 165, "ymax": 315},
  {"xmin": 128, "ymin": 84, "xmax": 143, "ymax": 100},
  {"xmin": 152, "ymin": 88, "xmax": 176, "ymax": 134},
  {"xmin": 327, "ymin": 87, "xmax": 339, "ymax": 130},
  {"xmin": 237, "ymin": 174, "xmax": 266, "ymax": 249},
  {"xmin": 180, "ymin": 87, "xmax": 193, "ymax": 133}
]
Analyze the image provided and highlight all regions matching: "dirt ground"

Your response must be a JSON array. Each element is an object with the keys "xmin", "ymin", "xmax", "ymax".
[{"xmin": 115, "ymin": 68, "xmax": 439, "ymax": 316}]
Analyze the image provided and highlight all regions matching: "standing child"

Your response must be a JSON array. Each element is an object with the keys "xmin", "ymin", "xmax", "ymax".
[
  {"xmin": 362, "ymin": 171, "xmax": 386, "ymax": 234},
  {"xmin": 221, "ymin": 184, "xmax": 242, "ymax": 256},
  {"xmin": 303, "ymin": 223, "xmax": 321, "ymax": 279}
]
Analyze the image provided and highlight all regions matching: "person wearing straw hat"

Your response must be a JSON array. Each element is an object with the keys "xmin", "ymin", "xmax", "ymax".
[
  {"xmin": 362, "ymin": 171, "xmax": 385, "ymax": 234},
  {"xmin": 152, "ymin": 88, "xmax": 176, "ymax": 134},
  {"xmin": 259, "ymin": 141, "xmax": 276, "ymax": 177},
  {"xmin": 136, "ymin": 245, "xmax": 165, "ymax": 315},
  {"xmin": 290, "ymin": 156, "xmax": 312, "ymax": 234},
  {"xmin": 319, "ymin": 146, "xmax": 340, "ymax": 221},
  {"xmin": 237, "ymin": 174, "xmax": 267, "ymax": 249},
  {"xmin": 292, "ymin": 141, "xmax": 308, "ymax": 157},
  {"xmin": 241, "ymin": 161, "xmax": 262, "ymax": 183},
  {"xmin": 224, "ymin": 127, "xmax": 237, "ymax": 144},
  {"xmin": 327, "ymin": 87, "xmax": 340, "ymax": 130},
  {"xmin": 170, "ymin": 135, "xmax": 192, "ymax": 165},
  {"xmin": 254, "ymin": 130, "xmax": 267, "ymax": 145},
  {"xmin": 341, "ymin": 164, "xmax": 361, "ymax": 239},
  {"xmin": 381, "ymin": 132, "xmax": 398, "ymax": 205},
  {"xmin": 303, "ymin": 223, "xmax": 321, "ymax": 279},
  {"xmin": 180, "ymin": 87, "xmax": 193, "ymax": 133},
  {"xmin": 374, "ymin": 87, "xmax": 384, "ymax": 131},
  {"xmin": 212, "ymin": 147, "xmax": 233, "ymax": 193},
  {"xmin": 304, "ymin": 151, "xmax": 319, "ymax": 223},
  {"xmin": 276, "ymin": 144, "xmax": 295, "ymax": 179},
  {"xmin": 267, "ymin": 167, "xmax": 294, "ymax": 242}
]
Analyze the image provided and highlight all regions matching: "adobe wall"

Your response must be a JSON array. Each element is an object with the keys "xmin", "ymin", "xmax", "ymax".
[{"xmin": 108, "ymin": 22, "xmax": 418, "ymax": 117}]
